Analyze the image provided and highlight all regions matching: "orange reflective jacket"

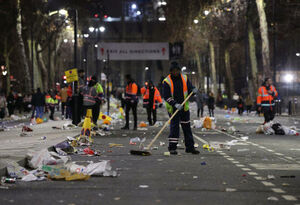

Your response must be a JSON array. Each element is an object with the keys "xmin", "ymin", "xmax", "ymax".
[
  {"xmin": 141, "ymin": 87, "xmax": 162, "ymax": 109},
  {"xmin": 257, "ymin": 85, "xmax": 278, "ymax": 107},
  {"xmin": 125, "ymin": 82, "xmax": 138, "ymax": 102}
]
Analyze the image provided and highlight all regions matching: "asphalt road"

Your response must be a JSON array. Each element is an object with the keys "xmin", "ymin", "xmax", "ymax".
[{"xmin": 0, "ymin": 104, "xmax": 299, "ymax": 205}]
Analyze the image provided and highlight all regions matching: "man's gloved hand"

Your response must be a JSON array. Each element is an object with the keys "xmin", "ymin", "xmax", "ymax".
[
  {"xmin": 175, "ymin": 103, "xmax": 183, "ymax": 111},
  {"xmin": 192, "ymin": 88, "xmax": 198, "ymax": 94},
  {"xmin": 159, "ymin": 103, "xmax": 163, "ymax": 108}
]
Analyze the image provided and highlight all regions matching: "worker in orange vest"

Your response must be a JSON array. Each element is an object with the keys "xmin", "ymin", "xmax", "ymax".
[
  {"xmin": 122, "ymin": 74, "xmax": 138, "ymax": 130},
  {"xmin": 257, "ymin": 77, "xmax": 278, "ymax": 123},
  {"xmin": 140, "ymin": 81, "xmax": 148, "ymax": 108},
  {"xmin": 141, "ymin": 81, "xmax": 163, "ymax": 126},
  {"xmin": 163, "ymin": 62, "xmax": 199, "ymax": 155}
]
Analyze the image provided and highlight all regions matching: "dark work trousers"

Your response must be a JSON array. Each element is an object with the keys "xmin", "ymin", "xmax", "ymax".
[
  {"xmin": 92, "ymin": 102, "xmax": 100, "ymax": 124},
  {"xmin": 263, "ymin": 106, "xmax": 275, "ymax": 123},
  {"xmin": 168, "ymin": 110, "xmax": 195, "ymax": 151},
  {"xmin": 61, "ymin": 102, "xmax": 66, "ymax": 116},
  {"xmin": 208, "ymin": 108, "xmax": 214, "ymax": 117},
  {"xmin": 49, "ymin": 107, "xmax": 55, "ymax": 120},
  {"xmin": 125, "ymin": 102, "xmax": 137, "ymax": 128},
  {"xmin": 238, "ymin": 107, "xmax": 243, "ymax": 115},
  {"xmin": 197, "ymin": 106, "xmax": 203, "ymax": 118},
  {"xmin": 146, "ymin": 106, "xmax": 157, "ymax": 125}
]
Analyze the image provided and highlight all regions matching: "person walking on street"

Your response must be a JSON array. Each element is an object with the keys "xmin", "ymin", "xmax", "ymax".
[
  {"xmin": 0, "ymin": 92, "xmax": 7, "ymax": 119},
  {"xmin": 232, "ymin": 92, "xmax": 239, "ymax": 111},
  {"xmin": 207, "ymin": 92, "xmax": 215, "ymax": 117},
  {"xmin": 142, "ymin": 81, "xmax": 163, "ymax": 126},
  {"xmin": 122, "ymin": 74, "xmax": 138, "ymax": 130},
  {"xmin": 31, "ymin": 88, "xmax": 45, "ymax": 119},
  {"xmin": 82, "ymin": 78, "xmax": 98, "ymax": 122},
  {"xmin": 245, "ymin": 94, "xmax": 253, "ymax": 115},
  {"xmin": 6, "ymin": 92, "xmax": 15, "ymax": 116},
  {"xmin": 48, "ymin": 93, "xmax": 58, "ymax": 120},
  {"xmin": 237, "ymin": 95, "xmax": 244, "ymax": 115},
  {"xmin": 59, "ymin": 85, "xmax": 69, "ymax": 119},
  {"xmin": 196, "ymin": 89, "xmax": 206, "ymax": 118},
  {"xmin": 257, "ymin": 77, "xmax": 278, "ymax": 123},
  {"xmin": 78, "ymin": 69, "xmax": 85, "ymax": 119},
  {"xmin": 140, "ymin": 81, "xmax": 149, "ymax": 109},
  {"xmin": 91, "ymin": 75, "xmax": 104, "ymax": 127},
  {"xmin": 163, "ymin": 61, "xmax": 199, "ymax": 155}
]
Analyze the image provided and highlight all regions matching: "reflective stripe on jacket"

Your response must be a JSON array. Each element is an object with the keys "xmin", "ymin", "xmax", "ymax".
[
  {"xmin": 257, "ymin": 85, "xmax": 278, "ymax": 106},
  {"xmin": 163, "ymin": 74, "xmax": 189, "ymax": 113},
  {"xmin": 48, "ymin": 98, "xmax": 58, "ymax": 107}
]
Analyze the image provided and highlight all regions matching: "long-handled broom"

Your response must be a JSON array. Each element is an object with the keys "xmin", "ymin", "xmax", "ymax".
[{"xmin": 130, "ymin": 91, "xmax": 195, "ymax": 156}]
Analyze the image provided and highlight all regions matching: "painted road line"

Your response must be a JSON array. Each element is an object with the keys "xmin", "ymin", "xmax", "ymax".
[
  {"xmin": 247, "ymin": 172, "xmax": 258, "ymax": 176},
  {"xmin": 282, "ymin": 195, "xmax": 297, "ymax": 201},
  {"xmin": 266, "ymin": 149, "xmax": 274, "ymax": 152},
  {"xmin": 223, "ymin": 155, "xmax": 230, "ymax": 158},
  {"xmin": 236, "ymin": 164, "xmax": 245, "ymax": 167},
  {"xmin": 275, "ymin": 153, "xmax": 284, "ymax": 156},
  {"xmin": 227, "ymin": 158, "xmax": 234, "ymax": 160},
  {"xmin": 271, "ymin": 188, "xmax": 286, "ymax": 193},
  {"xmin": 261, "ymin": 181, "xmax": 275, "ymax": 187},
  {"xmin": 241, "ymin": 168, "xmax": 251, "ymax": 171},
  {"xmin": 250, "ymin": 163, "xmax": 300, "ymax": 171},
  {"xmin": 254, "ymin": 176, "xmax": 265, "ymax": 180},
  {"xmin": 193, "ymin": 134, "xmax": 208, "ymax": 144},
  {"xmin": 232, "ymin": 161, "xmax": 239, "ymax": 164}
]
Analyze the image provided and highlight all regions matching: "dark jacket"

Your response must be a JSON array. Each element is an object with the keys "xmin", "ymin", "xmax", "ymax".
[
  {"xmin": 31, "ymin": 92, "xmax": 45, "ymax": 107},
  {"xmin": 208, "ymin": 96, "xmax": 215, "ymax": 109}
]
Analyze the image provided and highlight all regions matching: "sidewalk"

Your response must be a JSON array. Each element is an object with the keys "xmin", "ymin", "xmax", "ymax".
[{"xmin": 0, "ymin": 119, "xmax": 81, "ymax": 176}]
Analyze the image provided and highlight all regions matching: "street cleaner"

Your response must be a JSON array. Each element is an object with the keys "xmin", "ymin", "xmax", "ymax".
[
  {"xmin": 257, "ymin": 77, "xmax": 278, "ymax": 123},
  {"xmin": 162, "ymin": 61, "xmax": 199, "ymax": 155}
]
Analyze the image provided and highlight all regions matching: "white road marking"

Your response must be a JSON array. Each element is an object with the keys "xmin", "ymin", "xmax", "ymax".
[
  {"xmin": 259, "ymin": 146, "xmax": 266, "ymax": 149},
  {"xmin": 271, "ymin": 188, "xmax": 285, "ymax": 193},
  {"xmin": 266, "ymin": 149, "xmax": 274, "ymax": 152},
  {"xmin": 261, "ymin": 181, "xmax": 275, "ymax": 187},
  {"xmin": 193, "ymin": 134, "xmax": 208, "ymax": 144},
  {"xmin": 247, "ymin": 172, "xmax": 258, "ymax": 176},
  {"xmin": 236, "ymin": 164, "xmax": 245, "ymax": 167},
  {"xmin": 232, "ymin": 161, "xmax": 239, "ymax": 164},
  {"xmin": 275, "ymin": 153, "xmax": 284, "ymax": 156},
  {"xmin": 241, "ymin": 168, "xmax": 251, "ymax": 171},
  {"xmin": 223, "ymin": 155, "xmax": 230, "ymax": 158},
  {"xmin": 227, "ymin": 158, "xmax": 234, "ymax": 160},
  {"xmin": 250, "ymin": 163, "xmax": 300, "ymax": 170},
  {"xmin": 254, "ymin": 176, "xmax": 265, "ymax": 180},
  {"xmin": 219, "ymin": 153, "xmax": 227, "ymax": 155},
  {"xmin": 282, "ymin": 195, "xmax": 297, "ymax": 201}
]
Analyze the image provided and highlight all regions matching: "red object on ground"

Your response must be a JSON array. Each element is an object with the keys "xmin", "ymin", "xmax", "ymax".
[
  {"xmin": 83, "ymin": 147, "xmax": 95, "ymax": 155},
  {"xmin": 22, "ymin": 126, "xmax": 33, "ymax": 132}
]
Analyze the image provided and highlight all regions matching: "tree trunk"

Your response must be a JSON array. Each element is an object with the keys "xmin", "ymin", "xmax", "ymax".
[
  {"xmin": 224, "ymin": 48, "xmax": 234, "ymax": 99},
  {"xmin": 209, "ymin": 41, "xmax": 217, "ymax": 96},
  {"xmin": 248, "ymin": 22, "xmax": 259, "ymax": 98},
  {"xmin": 3, "ymin": 37, "xmax": 12, "ymax": 95},
  {"xmin": 36, "ymin": 44, "xmax": 47, "ymax": 91},
  {"xmin": 194, "ymin": 50, "xmax": 204, "ymax": 89},
  {"xmin": 16, "ymin": 0, "xmax": 31, "ymax": 92},
  {"xmin": 256, "ymin": 0, "xmax": 271, "ymax": 77}
]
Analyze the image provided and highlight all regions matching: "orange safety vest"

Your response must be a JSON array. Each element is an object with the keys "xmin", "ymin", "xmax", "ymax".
[
  {"xmin": 55, "ymin": 95, "xmax": 61, "ymax": 101},
  {"xmin": 163, "ymin": 74, "xmax": 189, "ymax": 113},
  {"xmin": 142, "ymin": 87, "xmax": 162, "ymax": 109},
  {"xmin": 125, "ymin": 82, "xmax": 138, "ymax": 101},
  {"xmin": 257, "ymin": 85, "xmax": 278, "ymax": 107}
]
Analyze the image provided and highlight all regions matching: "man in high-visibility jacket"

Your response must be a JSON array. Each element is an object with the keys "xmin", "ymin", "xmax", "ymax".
[
  {"xmin": 140, "ymin": 81, "xmax": 149, "ymax": 108},
  {"xmin": 142, "ymin": 81, "xmax": 163, "ymax": 126},
  {"xmin": 257, "ymin": 77, "xmax": 278, "ymax": 123},
  {"xmin": 122, "ymin": 74, "xmax": 138, "ymax": 130},
  {"xmin": 90, "ymin": 76, "xmax": 104, "ymax": 126},
  {"xmin": 48, "ymin": 93, "xmax": 58, "ymax": 120},
  {"xmin": 163, "ymin": 62, "xmax": 199, "ymax": 155}
]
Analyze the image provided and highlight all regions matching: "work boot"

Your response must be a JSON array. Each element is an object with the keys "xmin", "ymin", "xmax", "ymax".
[
  {"xmin": 186, "ymin": 149, "xmax": 200, "ymax": 155},
  {"xmin": 169, "ymin": 150, "xmax": 178, "ymax": 155},
  {"xmin": 121, "ymin": 126, "xmax": 129, "ymax": 130}
]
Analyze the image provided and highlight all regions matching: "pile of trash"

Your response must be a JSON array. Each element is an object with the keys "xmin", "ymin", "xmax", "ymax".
[
  {"xmin": 193, "ymin": 117, "xmax": 216, "ymax": 130},
  {"xmin": 2, "ymin": 138, "xmax": 117, "ymax": 184},
  {"xmin": 256, "ymin": 121, "xmax": 299, "ymax": 136}
]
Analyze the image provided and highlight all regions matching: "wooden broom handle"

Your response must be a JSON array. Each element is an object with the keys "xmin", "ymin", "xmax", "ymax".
[{"xmin": 145, "ymin": 91, "xmax": 195, "ymax": 150}]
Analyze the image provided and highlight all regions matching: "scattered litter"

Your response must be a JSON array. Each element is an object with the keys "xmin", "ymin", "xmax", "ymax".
[
  {"xmin": 22, "ymin": 126, "xmax": 33, "ymax": 132},
  {"xmin": 83, "ymin": 147, "xmax": 96, "ymax": 155},
  {"xmin": 157, "ymin": 159, "xmax": 164, "ymax": 162},
  {"xmin": 139, "ymin": 185, "xmax": 149, "ymax": 188},
  {"xmin": 228, "ymin": 126, "xmax": 237, "ymax": 133},
  {"xmin": 159, "ymin": 141, "xmax": 165, "ymax": 146},
  {"xmin": 282, "ymin": 183, "xmax": 289, "ymax": 186},
  {"xmin": 41, "ymin": 136, "xmax": 47, "ymax": 140},
  {"xmin": 114, "ymin": 197, "xmax": 121, "ymax": 201},
  {"xmin": 194, "ymin": 143, "xmax": 199, "ymax": 148},
  {"xmin": 267, "ymin": 175, "xmax": 275, "ymax": 180},
  {"xmin": 193, "ymin": 176, "xmax": 198, "ymax": 179},
  {"xmin": 152, "ymin": 146, "xmax": 158, "ymax": 150},
  {"xmin": 164, "ymin": 152, "xmax": 170, "ymax": 156},
  {"xmin": 209, "ymin": 141, "xmax": 231, "ymax": 150},
  {"xmin": 109, "ymin": 143, "xmax": 124, "ymax": 148},
  {"xmin": 1, "ymin": 177, "xmax": 16, "ymax": 184},
  {"xmin": 138, "ymin": 122, "xmax": 148, "ymax": 127},
  {"xmin": 7, "ymin": 162, "xmax": 29, "ymax": 178},
  {"xmin": 201, "ymin": 162, "xmax": 206, "ymax": 165},
  {"xmin": 225, "ymin": 188, "xmax": 237, "ymax": 192},
  {"xmin": 267, "ymin": 196, "xmax": 279, "ymax": 201},
  {"xmin": 52, "ymin": 126, "xmax": 62, "ymax": 130},
  {"xmin": 20, "ymin": 133, "xmax": 30, "ymax": 137},
  {"xmin": 240, "ymin": 136, "xmax": 249, "ymax": 141},
  {"xmin": 193, "ymin": 120, "xmax": 203, "ymax": 129}
]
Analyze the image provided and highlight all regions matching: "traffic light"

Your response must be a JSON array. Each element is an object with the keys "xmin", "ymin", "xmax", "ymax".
[
  {"xmin": 94, "ymin": 13, "xmax": 99, "ymax": 18},
  {"xmin": 63, "ymin": 75, "xmax": 66, "ymax": 80},
  {"xmin": 103, "ymin": 14, "xmax": 108, "ymax": 19}
]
